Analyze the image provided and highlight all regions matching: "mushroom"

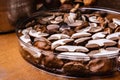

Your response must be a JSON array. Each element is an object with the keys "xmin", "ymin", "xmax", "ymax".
[
  {"xmin": 42, "ymin": 15, "xmax": 55, "ymax": 22},
  {"xmin": 74, "ymin": 37, "xmax": 91, "ymax": 44},
  {"xmin": 63, "ymin": 61, "xmax": 87, "ymax": 75},
  {"xmin": 86, "ymin": 58, "xmax": 115, "ymax": 73},
  {"xmin": 29, "ymin": 29, "xmax": 49, "ymax": 38},
  {"xmin": 86, "ymin": 39, "xmax": 117, "ymax": 48},
  {"xmin": 88, "ymin": 26, "xmax": 103, "ymax": 33},
  {"xmin": 57, "ymin": 52, "xmax": 90, "ymax": 61},
  {"xmin": 50, "ymin": 18, "xmax": 62, "ymax": 24},
  {"xmin": 48, "ymin": 34, "xmax": 70, "ymax": 40},
  {"xmin": 20, "ymin": 35, "xmax": 31, "ymax": 43},
  {"xmin": 92, "ymin": 49, "xmax": 119, "ymax": 58},
  {"xmin": 47, "ymin": 24, "xmax": 60, "ymax": 34},
  {"xmin": 71, "ymin": 32, "xmax": 91, "ymax": 39},
  {"xmin": 22, "ymin": 27, "xmax": 32, "ymax": 35},
  {"xmin": 113, "ymin": 18, "xmax": 120, "ymax": 25},
  {"xmin": 106, "ymin": 32, "xmax": 120, "ymax": 41},
  {"xmin": 23, "ymin": 46, "xmax": 42, "ymax": 58},
  {"xmin": 92, "ymin": 32, "xmax": 107, "ymax": 40},
  {"xmin": 42, "ymin": 50, "xmax": 64, "ymax": 69},
  {"xmin": 51, "ymin": 39, "xmax": 73, "ymax": 50},
  {"xmin": 89, "ymin": 16, "xmax": 100, "ymax": 23},
  {"xmin": 55, "ymin": 45, "xmax": 89, "ymax": 52},
  {"xmin": 34, "ymin": 37, "xmax": 51, "ymax": 50},
  {"xmin": 115, "ymin": 27, "xmax": 120, "ymax": 32}
]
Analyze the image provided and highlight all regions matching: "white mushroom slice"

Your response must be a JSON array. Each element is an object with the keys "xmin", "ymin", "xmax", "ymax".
[
  {"xmin": 74, "ymin": 37, "xmax": 91, "ymax": 44},
  {"xmin": 20, "ymin": 35, "xmax": 31, "ymax": 43},
  {"xmin": 64, "ymin": 13, "xmax": 77, "ymax": 25},
  {"xmin": 106, "ymin": 32, "xmax": 120, "ymax": 40},
  {"xmin": 55, "ymin": 16, "xmax": 63, "ymax": 22},
  {"xmin": 89, "ymin": 23, "xmax": 98, "ymax": 27},
  {"xmin": 22, "ymin": 27, "xmax": 32, "ymax": 35},
  {"xmin": 113, "ymin": 18, "xmax": 120, "ymax": 25},
  {"xmin": 50, "ymin": 16, "xmax": 63, "ymax": 24},
  {"xmin": 92, "ymin": 49, "xmax": 119, "ymax": 58},
  {"xmin": 50, "ymin": 20, "xmax": 60, "ymax": 24},
  {"xmin": 22, "ymin": 44, "xmax": 42, "ymax": 58},
  {"xmin": 47, "ymin": 24, "xmax": 60, "ymax": 30},
  {"xmin": 29, "ymin": 30, "xmax": 49, "ymax": 38},
  {"xmin": 51, "ymin": 39, "xmax": 73, "ymax": 49},
  {"xmin": 92, "ymin": 32, "xmax": 107, "ymax": 39},
  {"xmin": 88, "ymin": 26, "xmax": 103, "ymax": 33},
  {"xmin": 118, "ymin": 40, "xmax": 120, "ymax": 48},
  {"xmin": 77, "ymin": 27, "xmax": 91, "ymax": 33},
  {"xmin": 68, "ymin": 13, "xmax": 77, "ymax": 23},
  {"xmin": 86, "ymin": 39, "xmax": 116, "ymax": 47},
  {"xmin": 57, "ymin": 52, "xmax": 90, "ymax": 61},
  {"xmin": 55, "ymin": 45, "xmax": 89, "ymax": 52},
  {"xmin": 71, "ymin": 32, "xmax": 91, "ymax": 39},
  {"xmin": 42, "ymin": 15, "xmax": 55, "ymax": 21},
  {"xmin": 89, "ymin": 16, "xmax": 100, "ymax": 23},
  {"xmin": 68, "ymin": 20, "xmax": 83, "ymax": 27},
  {"xmin": 106, "ymin": 47, "xmax": 120, "ymax": 51},
  {"xmin": 48, "ymin": 34, "xmax": 70, "ymax": 40}
]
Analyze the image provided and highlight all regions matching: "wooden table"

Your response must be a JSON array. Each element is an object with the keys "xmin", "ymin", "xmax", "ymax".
[{"xmin": 0, "ymin": 32, "xmax": 120, "ymax": 80}]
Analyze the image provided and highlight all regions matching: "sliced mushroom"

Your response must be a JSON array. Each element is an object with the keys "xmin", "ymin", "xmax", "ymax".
[
  {"xmin": 92, "ymin": 49, "xmax": 119, "ymax": 58},
  {"xmin": 59, "ymin": 22, "xmax": 71, "ymax": 32},
  {"xmin": 34, "ymin": 24, "xmax": 47, "ymax": 32},
  {"xmin": 47, "ymin": 24, "xmax": 60, "ymax": 30},
  {"xmin": 106, "ymin": 47, "xmax": 120, "ymax": 52},
  {"xmin": 77, "ymin": 27, "xmax": 91, "ymax": 33},
  {"xmin": 63, "ymin": 61, "xmax": 86, "ymax": 75},
  {"xmin": 29, "ymin": 29, "xmax": 49, "ymax": 38},
  {"xmin": 86, "ymin": 58, "xmax": 114, "ymax": 73},
  {"xmin": 89, "ymin": 16, "xmax": 100, "ymax": 23},
  {"xmin": 118, "ymin": 40, "xmax": 120, "ymax": 48},
  {"xmin": 71, "ymin": 32, "xmax": 91, "ymax": 39},
  {"xmin": 88, "ymin": 50, "xmax": 100, "ymax": 57},
  {"xmin": 51, "ymin": 39, "xmax": 73, "ymax": 49},
  {"xmin": 50, "ymin": 20, "xmax": 60, "ymax": 24},
  {"xmin": 104, "ymin": 27, "xmax": 113, "ymax": 34},
  {"xmin": 113, "ymin": 18, "xmax": 120, "ymax": 25},
  {"xmin": 20, "ymin": 35, "xmax": 31, "ymax": 43},
  {"xmin": 115, "ymin": 26, "xmax": 120, "ymax": 32},
  {"xmin": 41, "ymin": 51, "xmax": 64, "ymax": 69},
  {"xmin": 62, "ymin": 29, "xmax": 75, "ymax": 36},
  {"xmin": 22, "ymin": 27, "xmax": 33, "ymax": 35},
  {"xmin": 89, "ymin": 23, "xmax": 98, "ymax": 27},
  {"xmin": 50, "ymin": 16, "xmax": 63, "ymax": 24},
  {"xmin": 86, "ymin": 39, "xmax": 117, "ymax": 48},
  {"xmin": 108, "ymin": 22, "xmax": 118, "ymax": 30},
  {"xmin": 23, "ymin": 46, "xmax": 42, "ymax": 58},
  {"xmin": 74, "ymin": 37, "xmax": 91, "ymax": 44},
  {"xmin": 67, "ymin": 13, "xmax": 77, "ymax": 23},
  {"xmin": 42, "ymin": 15, "xmax": 55, "ymax": 22},
  {"xmin": 68, "ymin": 20, "xmax": 83, "ymax": 27},
  {"xmin": 55, "ymin": 45, "xmax": 89, "ymax": 52},
  {"xmin": 74, "ymin": 21, "xmax": 89, "ymax": 31},
  {"xmin": 47, "ymin": 24, "xmax": 60, "ymax": 34},
  {"xmin": 55, "ymin": 16, "xmax": 63, "ymax": 22},
  {"xmin": 57, "ymin": 52, "xmax": 90, "ymax": 61},
  {"xmin": 88, "ymin": 26, "xmax": 103, "ymax": 33},
  {"xmin": 64, "ymin": 13, "xmax": 83, "ymax": 27},
  {"xmin": 92, "ymin": 32, "xmax": 107, "ymax": 40},
  {"xmin": 48, "ymin": 34, "xmax": 70, "ymax": 40},
  {"xmin": 34, "ymin": 37, "xmax": 51, "ymax": 50},
  {"xmin": 106, "ymin": 32, "xmax": 120, "ymax": 41}
]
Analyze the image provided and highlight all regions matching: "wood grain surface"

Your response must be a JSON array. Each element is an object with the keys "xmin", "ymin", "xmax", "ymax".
[{"xmin": 0, "ymin": 33, "xmax": 120, "ymax": 80}]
